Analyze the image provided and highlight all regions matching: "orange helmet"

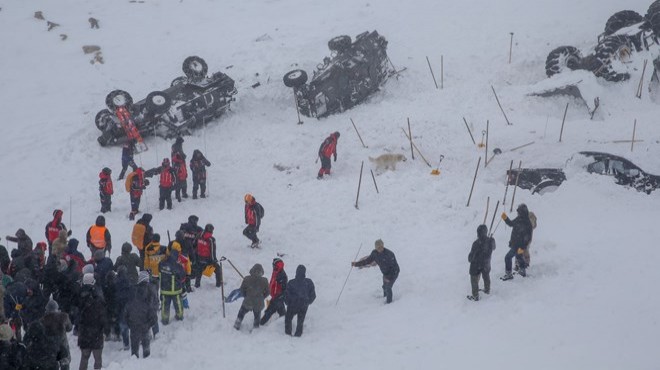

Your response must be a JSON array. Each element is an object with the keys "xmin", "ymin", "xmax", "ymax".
[{"xmin": 244, "ymin": 193, "xmax": 254, "ymax": 203}]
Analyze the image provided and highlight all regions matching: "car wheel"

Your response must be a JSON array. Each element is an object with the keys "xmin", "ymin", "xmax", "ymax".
[
  {"xmin": 171, "ymin": 76, "xmax": 187, "ymax": 87},
  {"xmin": 283, "ymin": 69, "xmax": 308, "ymax": 88},
  {"xmin": 646, "ymin": 1, "xmax": 660, "ymax": 38},
  {"xmin": 545, "ymin": 46, "xmax": 582, "ymax": 77},
  {"xmin": 604, "ymin": 10, "xmax": 643, "ymax": 35},
  {"xmin": 95, "ymin": 109, "xmax": 114, "ymax": 131},
  {"xmin": 105, "ymin": 90, "xmax": 133, "ymax": 111},
  {"xmin": 594, "ymin": 36, "xmax": 632, "ymax": 82},
  {"xmin": 328, "ymin": 35, "xmax": 352, "ymax": 53},
  {"xmin": 532, "ymin": 180, "xmax": 562, "ymax": 195},
  {"xmin": 182, "ymin": 56, "xmax": 208, "ymax": 80},
  {"xmin": 145, "ymin": 91, "xmax": 172, "ymax": 115}
]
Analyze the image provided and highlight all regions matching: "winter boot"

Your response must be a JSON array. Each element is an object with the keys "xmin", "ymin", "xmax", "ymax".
[
  {"xmin": 467, "ymin": 295, "xmax": 479, "ymax": 301},
  {"xmin": 233, "ymin": 319, "xmax": 241, "ymax": 330},
  {"xmin": 500, "ymin": 272, "xmax": 514, "ymax": 281},
  {"xmin": 518, "ymin": 267, "xmax": 527, "ymax": 277}
]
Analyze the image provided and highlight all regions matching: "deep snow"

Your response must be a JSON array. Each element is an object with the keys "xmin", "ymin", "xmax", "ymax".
[{"xmin": 1, "ymin": 0, "xmax": 659, "ymax": 369}]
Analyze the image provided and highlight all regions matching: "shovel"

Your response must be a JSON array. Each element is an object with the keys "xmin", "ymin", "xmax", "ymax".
[{"xmin": 431, "ymin": 155, "xmax": 444, "ymax": 175}]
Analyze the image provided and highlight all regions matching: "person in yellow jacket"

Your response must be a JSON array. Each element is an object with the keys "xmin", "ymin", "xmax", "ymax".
[
  {"xmin": 167, "ymin": 231, "xmax": 192, "ymax": 292},
  {"xmin": 144, "ymin": 234, "xmax": 166, "ymax": 277},
  {"xmin": 131, "ymin": 214, "xmax": 154, "ymax": 268},
  {"xmin": 86, "ymin": 215, "xmax": 111, "ymax": 256}
]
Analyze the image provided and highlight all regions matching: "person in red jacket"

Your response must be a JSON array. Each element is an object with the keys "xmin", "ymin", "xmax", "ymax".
[
  {"xmin": 243, "ymin": 194, "xmax": 264, "ymax": 248},
  {"xmin": 189, "ymin": 150, "xmax": 211, "ymax": 199},
  {"xmin": 45, "ymin": 209, "xmax": 69, "ymax": 255},
  {"xmin": 260, "ymin": 257, "xmax": 287, "ymax": 325},
  {"xmin": 155, "ymin": 158, "xmax": 177, "ymax": 211},
  {"xmin": 129, "ymin": 168, "xmax": 149, "ymax": 221},
  {"xmin": 172, "ymin": 152, "xmax": 188, "ymax": 202},
  {"xmin": 99, "ymin": 167, "xmax": 114, "ymax": 213},
  {"xmin": 317, "ymin": 132, "xmax": 340, "ymax": 179},
  {"xmin": 193, "ymin": 224, "xmax": 222, "ymax": 288}
]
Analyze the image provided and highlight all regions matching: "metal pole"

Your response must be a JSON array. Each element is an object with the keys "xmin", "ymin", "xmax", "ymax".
[
  {"xmin": 508, "ymin": 32, "xmax": 514, "ymax": 64},
  {"xmin": 510, "ymin": 161, "xmax": 522, "ymax": 213},
  {"xmin": 223, "ymin": 257, "xmax": 244, "ymax": 279},
  {"xmin": 350, "ymin": 118, "xmax": 368, "ymax": 148},
  {"xmin": 503, "ymin": 160, "xmax": 513, "ymax": 205},
  {"xmin": 463, "ymin": 117, "xmax": 476, "ymax": 145},
  {"xmin": 559, "ymin": 103, "xmax": 569, "ymax": 142},
  {"xmin": 488, "ymin": 200, "xmax": 500, "ymax": 237},
  {"xmin": 466, "ymin": 157, "xmax": 482, "ymax": 207},
  {"xmin": 483, "ymin": 196, "xmax": 490, "ymax": 224},
  {"xmin": 440, "ymin": 55, "xmax": 444, "ymax": 89},
  {"xmin": 220, "ymin": 260, "xmax": 226, "ymax": 318},
  {"xmin": 355, "ymin": 161, "xmax": 364, "ymax": 210},
  {"xmin": 370, "ymin": 169, "xmax": 379, "ymax": 194},
  {"xmin": 336, "ymin": 243, "xmax": 363, "ymax": 306},
  {"xmin": 491, "ymin": 85, "xmax": 512, "ymax": 125},
  {"xmin": 426, "ymin": 56, "xmax": 439, "ymax": 89},
  {"xmin": 631, "ymin": 119, "xmax": 637, "ymax": 152},
  {"xmin": 407, "ymin": 118, "xmax": 415, "ymax": 160},
  {"xmin": 484, "ymin": 120, "xmax": 489, "ymax": 168}
]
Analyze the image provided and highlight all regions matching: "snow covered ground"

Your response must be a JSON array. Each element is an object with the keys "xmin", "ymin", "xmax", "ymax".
[{"xmin": 1, "ymin": 0, "xmax": 659, "ymax": 368}]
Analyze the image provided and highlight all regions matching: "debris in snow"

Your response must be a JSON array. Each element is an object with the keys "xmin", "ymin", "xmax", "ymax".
[
  {"xmin": 46, "ymin": 21, "xmax": 60, "ymax": 31},
  {"xmin": 255, "ymin": 33, "xmax": 272, "ymax": 42},
  {"xmin": 82, "ymin": 45, "xmax": 101, "ymax": 54},
  {"xmin": 89, "ymin": 17, "xmax": 99, "ymax": 29},
  {"xmin": 34, "ymin": 11, "xmax": 44, "ymax": 20}
]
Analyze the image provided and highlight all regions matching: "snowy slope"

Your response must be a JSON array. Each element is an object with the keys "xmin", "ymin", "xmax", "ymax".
[{"xmin": 1, "ymin": 0, "xmax": 659, "ymax": 369}]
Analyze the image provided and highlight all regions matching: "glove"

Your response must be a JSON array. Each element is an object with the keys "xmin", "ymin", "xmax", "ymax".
[
  {"xmin": 334, "ymin": 155, "xmax": 337, "ymax": 162},
  {"xmin": 501, "ymin": 212, "xmax": 507, "ymax": 220},
  {"xmin": 351, "ymin": 262, "xmax": 357, "ymax": 267},
  {"xmin": 517, "ymin": 248, "xmax": 524, "ymax": 255},
  {"xmin": 144, "ymin": 179, "xmax": 150, "ymax": 186},
  {"xmin": 15, "ymin": 304, "xmax": 23, "ymax": 311}
]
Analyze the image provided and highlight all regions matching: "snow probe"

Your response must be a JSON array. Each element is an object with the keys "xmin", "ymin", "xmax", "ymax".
[
  {"xmin": 219, "ymin": 257, "xmax": 226, "ymax": 318},
  {"xmin": 462, "ymin": 117, "xmax": 476, "ymax": 145},
  {"xmin": 350, "ymin": 118, "xmax": 368, "ymax": 148},
  {"xmin": 631, "ymin": 119, "xmax": 637, "ymax": 152},
  {"xmin": 502, "ymin": 160, "xmax": 514, "ymax": 205},
  {"xmin": 370, "ymin": 169, "xmax": 379, "ymax": 194},
  {"xmin": 488, "ymin": 200, "xmax": 500, "ymax": 237},
  {"xmin": 336, "ymin": 243, "xmax": 363, "ymax": 306},
  {"xmin": 509, "ymin": 161, "xmax": 522, "ymax": 213},
  {"xmin": 407, "ymin": 118, "xmax": 415, "ymax": 161},
  {"xmin": 466, "ymin": 157, "xmax": 482, "ymax": 207},
  {"xmin": 426, "ymin": 56, "xmax": 439, "ymax": 89},
  {"xmin": 355, "ymin": 161, "xmax": 364, "ymax": 210},
  {"xmin": 483, "ymin": 196, "xmax": 490, "ymax": 224},
  {"xmin": 491, "ymin": 85, "xmax": 512, "ymax": 125},
  {"xmin": 484, "ymin": 120, "xmax": 489, "ymax": 168},
  {"xmin": 559, "ymin": 103, "xmax": 569, "ymax": 142},
  {"xmin": 401, "ymin": 128, "xmax": 432, "ymax": 167},
  {"xmin": 222, "ymin": 256, "xmax": 244, "ymax": 279}
]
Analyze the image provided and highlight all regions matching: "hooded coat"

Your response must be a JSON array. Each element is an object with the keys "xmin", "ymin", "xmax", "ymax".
[
  {"xmin": 114, "ymin": 244, "xmax": 141, "ymax": 284},
  {"xmin": 64, "ymin": 239, "xmax": 86, "ymax": 273},
  {"xmin": 44, "ymin": 211, "xmax": 67, "ymax": 246},
  {"xmin": 6, "ymin": 230, "xmax": 33, "ymax": 256},
  {"xmin": 86, "ymin": 216, "xmax": 112, "ymax": 253},
  {"xmin": 240, "ymin": 264, "xmax": 269, "ymax": 311},
  {"xmin": 77, "ymin": 285, "xmax": 107, "ymax": 349},
  {"xmin": 468, "ymin": 225, "xmax": 497, "ymax": 275},
  {"xmin": 504, "ymin": 205, "xmax": 533, "ymax": 249},
  {"xmin": 50, "ymin": 230, "xmax": 68, "ymax": 259},
  {"xmin": 21, "ymin": 279, "xmax": 48, "ymax": 327},
  {"xmin": 23, "ymin": 321, "xmax": 59, "ymax": 370},
  {"xmin": 285, "ymin": 265, "xmax": 316, "ymax": 311},
  {"xmin": 125, "ymin": 282, "xmax": 158, "ymax": 333}
]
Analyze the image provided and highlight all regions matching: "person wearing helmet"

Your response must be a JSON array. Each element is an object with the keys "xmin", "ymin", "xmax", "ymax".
[
  {"xmin": 193, "ymin": 224, "xmax": 222, "ymax": 288},
  {"xmin": 168, "ymin": 231, "xmax": 193, "ymax": 293},
  {"xmin": 44, "ymin": 209, "xmax": 69, "ymax": 254},
  {"xmin": 317, "ymin": 131, "xmax": 340, "ymax": 179},
  {"xmin": 500, "ymin": 203, "xmax": 533, "ymax": 280},
  {"xmin": 154, "ymin": 158, "xmax": 177, "ymax": 211},
  {"xmin": 99, "ymin": 167, "xmax": 114, "ymax": 213},
  {"xmin": 118, "ymin": 139, "xmax": 138, "ymax": 180},
  {"xmin": 260, "ymin": 257, "xmax": 287, "ymax": 325},
  {"xmin": 243, "ymin": 194, "xmax": 264, "ymax": 248},
  {"xmin": 467, "ymin": 225, "xmax": 496, "ymax": 301}
]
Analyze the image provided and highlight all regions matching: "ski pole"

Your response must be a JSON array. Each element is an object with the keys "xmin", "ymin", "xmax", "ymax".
[{"xmin": 336, "ymin": 243, "xmax": 363, "ymax": 306}]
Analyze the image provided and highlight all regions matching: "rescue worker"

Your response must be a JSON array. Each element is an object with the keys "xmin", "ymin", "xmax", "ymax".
[
  {"xmin": 99, "ymin": 167, "xmax": 114, "ymax": 213},
  {"xmin": 128, "ymin": 167, "xmax": 149, "ymax": 221},
  {"xmin": 118, "ymin": 139, "xmax": 137, "ymax": 180},
  {"xmin": 189, "ymin": 149, "xmax": 211, "ymax": 199},
  {"xmin": 131, "ymin": 213, "xmax": 154, "ymax": 267},
  {"xmin": 317, "ymin": 131, "xmax": 340, "ymax": 179},
  {"xmin": 260, "ymin": 257, "xmax": 287, "ymax": 325},
  {"xmin": 233, "ymin": 263, "xmax": 269, "ymax": 331},
  {"xmin": 172, "ymin": 151, "xmax": 188, "ymax": 202},
  {"xmin": 143, "ymin": 234, "xmax": 165, "ymax": 278},
  {"xmin": 158, "ymin": 249, "xmax": 185, "ymax": 325},
  {"xmin": 352, "ymin": 239, "xmax": 400, "ymax": 304},
  {"xmin": 168, "ymin": 232, "xmax": 192, "ymax": 293},
  {"xmin": 193, "ymin": 224, "xmax": 222, "ymax": 288},
  {"xmin": 44, "ymin": 209, "xmax": 68, "ymax": 255},
  {"xmin": 500, "ymin": 204, "xmax": 533, "ymax": 280},
  {"xmin": 86, "ymin": 215, "xmax": 112, "ymax": 256},
  {"xmin": 155, "ymin": 158, "xmax": 176, "ymax": 211},
  {"xmin": 243, "ymin": 193, "xmax": 264, "ymax": 249},
  {"xmin": 284, "ymin": 264, "xmax": 316, "ymax": 337}
]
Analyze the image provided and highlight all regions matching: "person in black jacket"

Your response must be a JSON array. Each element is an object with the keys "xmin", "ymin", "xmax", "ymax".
[
  {"xmin": 125, "ymin": 272, "xmax": 157, "ymax": 358},
  {"xmin": 179, "ymin": 215, "xmax": 203, "ymax": 261},
  {"xmin": 23, "ymin": 320, "xmax": 59, "ymax": 370},
  {"xmin": 21, "ymin": 279, "xmax": 48, "ymax": 331},
  {"xmin": 189, "ymin": 149, "xmax": 211, "ymax": 199},
  {"xmin": 118, "ymin": 139, "xmax": 137, "ymax": 180},
  {"xmin": 352, "ymin": 239, "xmax": 400, "ymax": 304},
  {"xmin": 0, "ymin": 239, "xmax": 10, "ymax": 274},
  {"xmin": 5, "ymin": 229, "xmax": 33, "ymax": 256},
  {"xmin": 0, "ymin": 323, "xmax": 23, "ymax": 370},
  {"xmin": 501, "ymin": 204, "xmax": 533, "ymax": 280},
  {"xmin": 158, "ymin": 251, "xmax": 185, "ymax": 324},
  {"xmin": 77, "ymin": 273, "xmax": 107, "ymax": 370},
  {"xmin": 41, "ymin": 299, "xmax": 73, "ymax": 370},
  {"xmin": 467, "ymin": 225, "xmax": 496, "ymax": 301},
  {"xmin": 284, "ymin": 265, "xmax": 316, "ymax": 337}
]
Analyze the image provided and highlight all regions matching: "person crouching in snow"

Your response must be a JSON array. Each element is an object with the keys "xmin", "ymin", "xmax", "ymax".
[
  {"xmin": 284, "ymin": 264, "xmax": 316, "ymax": 337},
  {"xmin": 352, "ymin": 239, "xmax": 400, "ymax": 304},
  {"xmin": 467, "ymin": 224, "xmax": 496, "ymax": 301},
  {"xmin": 260, "ymin": 258, "xmax": 287, "ymax": 325},
  {"xmin": 234, "ymin": 263, "xmax": 269, "ymax": 331},
  {"xmin": 317, "ymin": 131, "xmax": 339, "ymax": 179}
]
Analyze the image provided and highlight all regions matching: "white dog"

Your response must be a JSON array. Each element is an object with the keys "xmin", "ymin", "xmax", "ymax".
[{"xmin": 368, "ymin": 153, "xmax": 407, "ymax": 171}]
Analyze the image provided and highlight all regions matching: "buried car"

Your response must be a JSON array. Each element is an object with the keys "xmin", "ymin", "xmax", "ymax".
[
  {"xmin": 282, "ymin": 30, "xmax": 395, "ymax": 119},
  {"xmin": 506, "ymin": 152, "xmax": 660, "ymax": 195},
  {"xmin": 95, "ymin": 56, "xmax": 237, "ymax": 147}
]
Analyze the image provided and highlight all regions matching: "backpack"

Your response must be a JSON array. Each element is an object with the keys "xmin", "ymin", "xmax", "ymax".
[
  {"xmin": 255, "ymin": 203, "xmax": 265, "ymax": 219},
  {"xmin": 125, "ymin": 171, "xmax": 135, "ymax": 192},
  {"xmin": 529, "ymin": 212, "xmax": 537, "ymax": 230}
]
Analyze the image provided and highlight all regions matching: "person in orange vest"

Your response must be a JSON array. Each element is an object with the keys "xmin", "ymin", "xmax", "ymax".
[
  {"xmin": 243, "ymin": 193, "xmax": 264, "ymax": 249},
  {"xmin": 317, "ymin": 132, "xmax": 340, "ymax": 179},
  {"xmin": 128, "ymin": 167, "xmax": 149, "ymax": 221},
  {"xmin": 172, "ymin": 151, "xmax": 188, "ymax": 202},
  {"xmin": 44, "ymin": 209, "xmax": 69, "ymax": 255},
  {"xmin": 131, "ymin": 214, "xmax": 154, "ymax": 267},
  {"xmin": 154, "ymin": 159, "xmax": 177, "ymax": 211},
  {"xmin": 86, "ymin": 215, "xmax": 112, "ymax": 256},
  {"xmin": 99, "ymin": 167, "xmax": 114, "ymax": 213}
]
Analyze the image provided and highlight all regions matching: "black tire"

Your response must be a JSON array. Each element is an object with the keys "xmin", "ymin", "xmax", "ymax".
[
  {"xmin": 604, "ymin": 10, "xmax": 643, "ymax": 35},
  {"xmin": 171, "ymin": 76, "xmax": 187, "ymax": 87},
  {"xmin": 647, "ymin": 1, "xmax": 660, "ymax": 37},
  {"xmin": 95, "ymin": 109, "xmax": 114, "ymax": 131},
  {"xmin": 328, "ymin": 35, "xmax": 352, "ymax": 53},
  {"xmin": 283, "ymin": 69, "xmax": 308, "ymax": 88},
  {"xmin": 145, "ymin": 91, "xmax": 172, "ymax": 114},
  {"xmin": 594, "ymin": 36, "xmax": 632, "ymax": 82},
  {"xmin": 646, "ymin": 0, "xmax": 660, "ymax": 19},
  {"xmin": 545, "ymin": 46, "xmax": 582, "ymax": 77},
  {"xmin": 182, "ymin": 56, "xmax": 208, "ymax": 80},
  {"xmin": 105, "ymin": 90, "xmax": 133, "ymax": 111}
]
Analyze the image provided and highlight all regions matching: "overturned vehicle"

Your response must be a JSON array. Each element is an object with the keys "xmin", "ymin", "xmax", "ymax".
[
  {"xmin": 95, "ymin": 56, "xmax": 237, "ymax": 147},
  {"xmin": 529, "ymin": 2, "xmax": 660, "ymax": 116},
  {"xmin": 282, "ymin": 31, "xmax": 395, "ymax": 119}
]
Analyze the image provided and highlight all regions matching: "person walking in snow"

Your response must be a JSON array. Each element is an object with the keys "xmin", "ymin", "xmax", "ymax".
[
  {"xmin": 45, "ymin": 210, "xmax": 69, "ymax": 255},
  {"xmin": 467, "ymin": 224, "xmax": 496, "ymax": 301},
  {"xmin": 77, "ymin": 273, "xmax": 107, "ymax": 370},
  {"xmin": 98, "ymin": 167, "xmax": 114, "ymax": 213},
  {"xmin": 193, "ymin": 224, "xmax": 222, "ymax": 288},
  {"xmin": 114, "ymin": 243, "xmax": 141, "ymax": 285},
  {"xmin": 143, "ymin": 234, "xmax": 165, "ymax": 278},
  {"xmin": 234, "ymin": 263, "xmax": 269, "ymax": 331},
  {"xmin": 125, "ymin": 271, "xmax": 157, "ymax": 358},
  {"xmin": 128, "ymin": 167, "xmax": 149, "ymax": 221},
  {"xmin": 284, "ymin": 264, "xmax": 316, "ymax": 337},
  {"xmin": 131, "ymin": 213, "xmax": 154, "ymax": 267},
  {"xmin": 158, "ymin": 250, "xmax": 185, "ymax": 325},
  {"xmin": 500, "ymin": 204, "xmax": 533, "ymax": 280},
  {"xmin": 352, "ymin": 239, "xmax": 400, "ymax": 304},
  {"xmin": 260, "ymin": 257, "xmax": 287, "ymax": 325},
  {"xmin": 118, "ymin": 139, "xmax": 137, "ymax": 181},
  {"xmin": 189, "ymin": 149, "xmax": 211, "ymax": 199},
  {"xmin": 154, "ymin": 158, "xmax": 177, "ymax": 211},
  {"xmin": 86, "ymin": 216, "xmax": 112, "ymax": 257},
  {"xmin": 41, "ymin": 298, "xmax": 73, "ymax": 370},
  {"xmin": 172, "ymin": 151, "xmax": 188, "ymax": 202},
  {"xmin": 243, "ymin": 193, "xmax": 264, "ymax": 248},
  {"xmin": 317, "ymin": 131, "xmax": 340, "ymax": 179}
]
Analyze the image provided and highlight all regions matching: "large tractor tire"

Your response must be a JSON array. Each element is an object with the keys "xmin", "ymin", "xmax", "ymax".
[
  {"xmin": 182, "ymin": 56, "xmax": 208, "ymax": 80},
  {"xmin": 283, "ymin": 69, "xmax": 308, "ymax": 88},
  {"xmin": 545, "ymin": 46, "xmax": 582, "ymax": 77},
  {"xmin": 105, "ymin": 90, "xmax": 133, "ymax": 111},
  {"xmin": 145, "ymin": 91, "xmax": 172, "ymax": 115},
  {"xmin": 604, "ymin": 10, "xmax": 643, "ymax": 35},
  {"xmin": 328, "ymin": 35, "xmax": 352, "ymax": 53},
  {"xmin": 594, "ymin": 36, "xmax": 632, "ymax": 82}
]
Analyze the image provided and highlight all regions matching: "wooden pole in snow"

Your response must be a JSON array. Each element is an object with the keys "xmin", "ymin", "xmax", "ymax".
[
  {"xmin": 489, "ymin": 200, "xmax": 500, "ymax": 236},
  {"xmin": 401, "ymin": 128, "xmax": 432, "ymax": 167},
  {"xmin": 491, "ymin": 85, "xmax": 512, "ymax": 125},
  {"xmin": 350, "ymin": 118, "xmax": 368, "ymax": 148},
  {"xmin": 631, "ymin": 119, "xmax": 637, "ymax": 152},
  {"xmin": 407, "ymin": 118, "xmax": 415, "ymax": 160},
  {"xmin": 508, "ymin": 32, "xmax": 514, "ymax": 64},
  {"xmin": 637, "ymin": 60, "xmax": 647, "ymax": 99},
  {"xmin": 509, "ymin": 161, "xmax": 522, "ymax": 213},
  {"xmin": 503, "ymin": 160, "xmax": 513, "ymax": 205},
  {"xmin": 355, "ymin": 161, "xmax": 364, "ymax": 210},
  {"xmin": 484, "ymin": 120, "xmax": 489, "ymax": 168},
  {"xmin": 370, "ymin": 169, "xmax": 379, "ymax": 194},
  {"xmin": 483, "ymin": 196, "xmax": 490, "ymax": 224},
  {"xmin": 466, "ymin": 157, "xmax": 482, "ymax": 207},
  {"xmin": 426, "ymin": 56, "xmax": 439, "ymax": 89},
  {"xmin": 463, "ymin": 117, "xmax": 476, "ymax": 145},
  {"xmin": 559, "ymin": 103, "xmax": 569, "ymax": 142}
]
